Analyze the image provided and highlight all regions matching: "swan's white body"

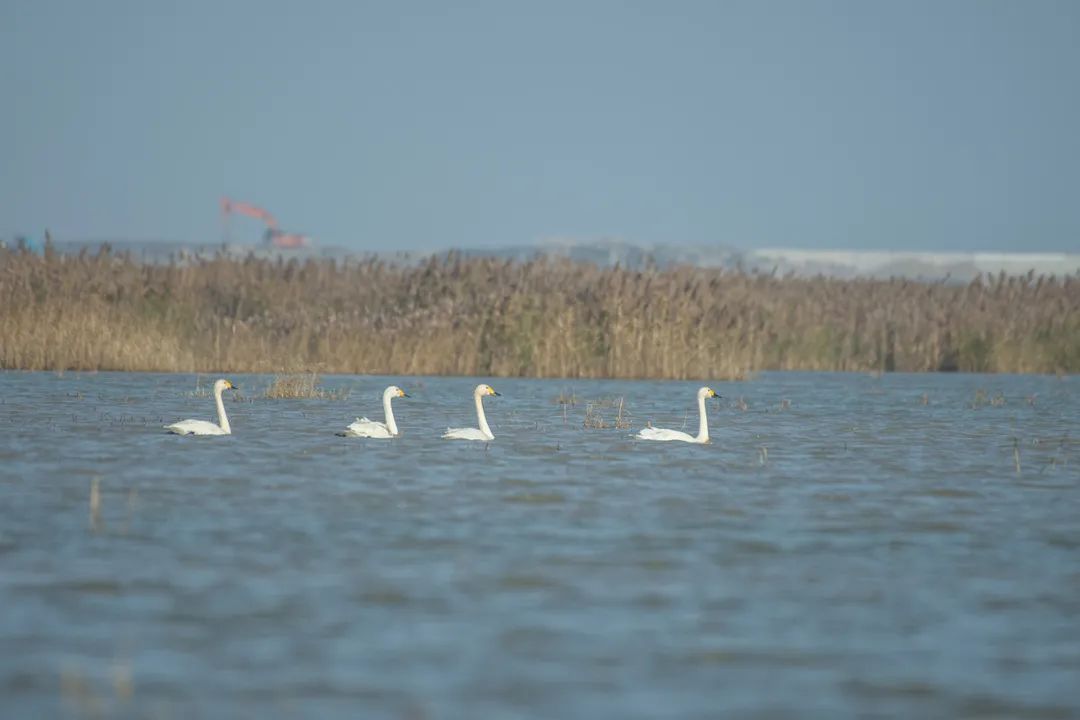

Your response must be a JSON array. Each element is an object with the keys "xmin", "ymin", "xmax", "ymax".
[
  {"xmin": 636, "ymin": 386, "xmax": 720, "ymax": 444},
  {"xmin": 339, "ymin": 386, "xmax": 409, "ymax": 438},
  {"xmin": 443, "ymin": 384, "xmax": 500, "ymax": 441},
  {"xmin": 165, "ymin": 379, "xmax": 237, "ymax": 436}
]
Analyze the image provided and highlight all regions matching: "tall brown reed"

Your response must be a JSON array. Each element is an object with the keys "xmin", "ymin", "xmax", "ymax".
[{"xmin": 2, "ymin": 247, "xmax": 1077, "ymax": 377}]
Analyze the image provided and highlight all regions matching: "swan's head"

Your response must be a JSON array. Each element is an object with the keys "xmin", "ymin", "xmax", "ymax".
[
  {"xmin": 476, "ymin": 383, "xmax": 501, "ymax": 397},
  {"xmin": 214, "ymin": 379, "xmax": 238, "ymax": 393},
  {"xmin": 698, "ymin": 386, "xmax": 720, "ymax": 400},
  {"xmin": 385, "ymin": 385, "xmax": 410, "ymax": 399}
]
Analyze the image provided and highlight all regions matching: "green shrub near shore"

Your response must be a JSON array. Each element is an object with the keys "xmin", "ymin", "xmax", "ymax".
[{"xmin": 1, "ymin": 247, "xmax": 1077, "ymax": 377}]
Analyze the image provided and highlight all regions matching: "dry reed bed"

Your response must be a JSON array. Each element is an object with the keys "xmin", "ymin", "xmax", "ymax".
[{"xmin": 1, "ymin": 247, "xmax": 1077, "ymax": 376}]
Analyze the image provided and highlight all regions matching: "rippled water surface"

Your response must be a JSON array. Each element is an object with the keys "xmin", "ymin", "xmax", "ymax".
[{"xmin": 1, "ymin": 371, "xmax": 1078, "ymax": 718}]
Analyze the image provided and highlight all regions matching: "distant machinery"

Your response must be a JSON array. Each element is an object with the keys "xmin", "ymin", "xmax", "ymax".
[{"xmin": 220, "ymin": 197, "xmax": 311, "ymax": 249}]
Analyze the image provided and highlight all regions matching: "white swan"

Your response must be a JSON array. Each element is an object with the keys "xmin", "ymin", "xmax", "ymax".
[
  {"xmin": 443, "ymin": 384, "xmax": 500, "ymax": 441},
  {"xmin": 165, "ymin": 379, "xmax": 237, "ymax": 436},
  {"xmin": 636, "ymin": 386, "xmax": 720, "ymax": 444},
  {"xmin": 338, "ymin": 385, "xmax": 410, "ymax": 438}
]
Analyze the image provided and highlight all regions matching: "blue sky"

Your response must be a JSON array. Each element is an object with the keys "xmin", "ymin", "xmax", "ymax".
[{"xmin": 3, "ymin": 0, "xmax": 1078, "ymax": 251}]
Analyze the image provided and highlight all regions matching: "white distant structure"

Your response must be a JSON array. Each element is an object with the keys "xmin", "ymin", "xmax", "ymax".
[{"xmin": 746, "ymin": 249, "xmax": 1080, "ymax": 281}]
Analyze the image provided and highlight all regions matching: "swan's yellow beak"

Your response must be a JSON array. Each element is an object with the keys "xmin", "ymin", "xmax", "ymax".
[
  {"xmin": 488, "ymin": 386, "xmax": 501, "ymax": 396},
  {"xmin": 226, "ymin": 380, "xmax": 237, "ymax": 390},
  {"xmin": 398, "ymin": 388, "xmax": 410, "ymax": 398}
]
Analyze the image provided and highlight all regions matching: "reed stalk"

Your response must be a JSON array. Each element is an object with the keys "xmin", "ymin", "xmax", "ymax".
[{"xmin": 2, "ymin": 247, "xmax": 1077, "ymax": 377}]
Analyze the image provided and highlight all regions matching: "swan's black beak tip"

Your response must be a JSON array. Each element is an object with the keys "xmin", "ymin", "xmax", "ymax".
[
  {"xmin": 493, "ymin": 391, "xmax": 502, "ymax": 396},
  {"xmin": 402, "ymin": 392, "xmax": 411, "ymax": 398}
]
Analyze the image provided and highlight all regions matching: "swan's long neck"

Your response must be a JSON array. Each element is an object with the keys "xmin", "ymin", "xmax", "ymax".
[
  {"xmin": 695, "ymin": 394, "xmax": 709, "ymax": 443},
  {"xmin": 383, "ymin": 390, "xmax": 399, "ymax": 436},
  {"xmin": 475, "ymin": 391, "xmax": 494, "ymax": 439},
  {"xmin": 215, "ymin": 386, "xmax": 231, "ymax": 434}
]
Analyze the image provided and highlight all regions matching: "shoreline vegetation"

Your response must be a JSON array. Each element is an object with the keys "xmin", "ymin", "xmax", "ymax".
[{"xmin": 2, "ymin": 246, "xmax": 1077, "ymax": 377}]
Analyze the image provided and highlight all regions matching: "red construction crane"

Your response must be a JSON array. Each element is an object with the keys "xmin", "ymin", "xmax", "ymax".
[{"xmin": 220, "ymin": 197, "xmax": 311, "ymax": 249}]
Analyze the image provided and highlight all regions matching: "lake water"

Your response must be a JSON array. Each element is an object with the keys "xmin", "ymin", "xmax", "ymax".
[{"xmin": 1, "ymin": 371, "xmax": 1078, "ymax": 719}]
